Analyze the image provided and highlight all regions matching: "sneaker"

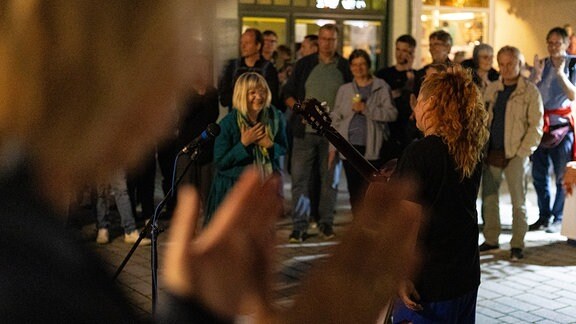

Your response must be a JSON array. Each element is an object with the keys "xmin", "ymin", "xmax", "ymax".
[
  {"xmin": 478, "ymin": 242, "xmax": 499, "ymax": 252},
  {"xmin": 510, "ymin": 248, "xmax": 524, "ymax": 261},
  {"xmin": 318, "ymin": 224, "xmax": 335, "ymax": 240},
  {"xmin": 545, "ymin": 221, "xmax": 562, "ymax": 233},
  {"xmin": 528, "ymin": 219, "xmax": 549, "ymax": 231},
  {"xmin": 289, "ymin": 230, "xmax": 307, "ymax": 243},
  {"xmin": 96, "ymin": 228, "xmax": 109, "ymax": 244},
  {"xmin": 124, "ymin": 230, "xmax": 151, "ymax": 246}
]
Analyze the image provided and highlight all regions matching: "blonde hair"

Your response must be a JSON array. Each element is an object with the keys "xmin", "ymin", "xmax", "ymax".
[
  {"xmin": 0, "ymin": 0, "xmax": 210, "ymax": 206},
  {"xmin": 420, "ymin": 66, "xmax": 488, "ymax": 179},
  {"xmin": 232, "ymin": 72, "xmax": 272, "ymax": 114}
]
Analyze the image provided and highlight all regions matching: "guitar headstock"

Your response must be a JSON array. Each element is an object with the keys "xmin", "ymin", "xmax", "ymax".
[{"xmin": 292, "ymin": 98, "xmax": 332, "ymax": 134}]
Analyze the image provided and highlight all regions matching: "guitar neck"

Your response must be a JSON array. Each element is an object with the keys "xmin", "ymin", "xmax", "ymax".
[{"xmin": 322, "ymin": 126, "xmax": 381, "ymax": 181}]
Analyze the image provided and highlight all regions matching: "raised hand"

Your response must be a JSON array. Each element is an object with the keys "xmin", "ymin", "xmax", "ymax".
[
  {"xmin": 162, "ymin": 169, "xmax": 282, "ymax": 318},
  {"xmin": 283, "ymin": 177, "xmax": 422, "ymax": 323},
  {"xmin": 397, "ymin": 279, "xmax": 423, "ymax": 311},
  {"xmin": 551, "ymin": 55, "xmax": 566, "ymax": 74},
  {"xmin": 533, "ymin": 54, "xmax": 544, "ymax": 82}
]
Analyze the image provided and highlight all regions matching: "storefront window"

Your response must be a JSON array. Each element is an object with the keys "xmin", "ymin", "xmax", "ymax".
[
  {"xmin": 370, "ymin": 0, "xmax": 385, "ymax": 10},
  {"xmin": 342, "ymin": 20, "xmax": 381, "ymax": 69},
  {"xmin": 294, "ymin": 18, "xmax": 336, "ymax": 42},
  {"xmin": 242, "ymin": 17, "xmax": 288, "ymax": 45},
  {"xmin": 240, "ymin": 0, "xmax": 385, "ymax": 9},
  {"xmin": 423, "ymin": 0, "xmax": 488, "ymax": 7},
  {"xmin": 415, "ymin": 0, "xmax": 491, "ymax": 67}
]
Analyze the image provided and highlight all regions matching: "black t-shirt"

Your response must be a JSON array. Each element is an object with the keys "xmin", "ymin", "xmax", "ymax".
[
  {"xmin": 489, "ymin": 84, "xmax": 517, "ymax": 150},
  {"xmin": 394, "ymin": 135, "xmax": 481, "ymax": 301}
]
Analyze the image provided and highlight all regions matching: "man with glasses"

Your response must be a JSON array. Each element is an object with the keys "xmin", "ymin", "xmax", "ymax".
[
  {"xmin": 262, "ymin": 30, "xmax": 278, "ymax": 63},
  {"xmin": 414, "ymin": 30, "xmax": 453, "ymax": 95},
  {"xmin": 284, "ymin": 24, "xmax": 352, "ymax": 242},
  {"xmin": 529, "ymin": 27, "xmax": 576, "ymax": 233}
]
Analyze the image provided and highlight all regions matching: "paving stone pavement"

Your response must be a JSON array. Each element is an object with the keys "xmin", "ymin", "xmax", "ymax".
[{"xmin": 84, "ymin": 178, "xmax": 576, "ymax": 323}]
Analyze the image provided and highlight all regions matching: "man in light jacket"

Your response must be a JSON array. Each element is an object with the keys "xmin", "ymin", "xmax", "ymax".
[{"xmin": 479, "ymin": 46, "xmax": 544, "ymax": 261}]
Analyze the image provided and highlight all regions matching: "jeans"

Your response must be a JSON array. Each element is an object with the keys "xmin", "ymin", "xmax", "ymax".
[
  {"xmin": 393, "ymin": 288, "xmax": 478, "ymax": 324},
  {"xmin": 532, "ymin": 131, "xmax": 574, "ymax": 223},
  {"xmin": 482, "ymin": 156, "xmax": 529, "ymax": 249},
  {"xmin": 96, "ymin": 171, "xmax": 137, "ymax": 234},
  {"xmin": 291, "ymin": 134, "xmax": 339, "ymax": 232}
]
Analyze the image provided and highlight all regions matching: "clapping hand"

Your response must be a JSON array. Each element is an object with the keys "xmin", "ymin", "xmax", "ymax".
[
  {"xmin": 163, "ymin": 169, "xmax": 282, "ymax": 318},
  {"xmin": 285, "ymin": 177, "xmax": 422, "ymax": 323},
  {"xmin": 533, "ymin": 54, "xmax": 544, "ymax": 82},
  {"xmin": 551, "ymin": 55, "xmax": 566, "ymax": 75}
]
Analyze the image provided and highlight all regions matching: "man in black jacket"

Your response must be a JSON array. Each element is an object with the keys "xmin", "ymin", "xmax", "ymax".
[{"xmin": 218, "ymin": 28, "xmax": 280, "ymax": 112}]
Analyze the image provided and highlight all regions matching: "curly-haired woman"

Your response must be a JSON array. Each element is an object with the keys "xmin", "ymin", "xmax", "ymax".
[{"xmin": 392, "ymin": 66, "xmax": 489, "ymax": 323}]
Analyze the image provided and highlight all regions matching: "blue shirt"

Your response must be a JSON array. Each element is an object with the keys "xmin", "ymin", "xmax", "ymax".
[
  {"xmin": 538, "ymin": 57, "xmax": 576, "ymax": 126},
  {"xmin": 348, "ymin": 82, "xmax": 372, "ymax": 146}
]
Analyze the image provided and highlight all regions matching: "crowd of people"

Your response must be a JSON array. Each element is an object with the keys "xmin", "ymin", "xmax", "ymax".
[{"xmin": 4, "ymin": 1, "xmax": 576, "ymax": 321}]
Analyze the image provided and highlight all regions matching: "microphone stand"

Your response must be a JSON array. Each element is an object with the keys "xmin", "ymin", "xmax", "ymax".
[{"xmin": 113, "ymin": 145, "xmax": 204, "ymax": 317}]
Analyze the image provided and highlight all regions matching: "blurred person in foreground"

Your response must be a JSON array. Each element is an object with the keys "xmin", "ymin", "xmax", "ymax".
[
  {"xmin": 0, "ymin": 1, "xmax": 422, "ymax": 322},
  {"xmin": 392, "ymin": 66, "xmax": 489, "ymax": 323}
]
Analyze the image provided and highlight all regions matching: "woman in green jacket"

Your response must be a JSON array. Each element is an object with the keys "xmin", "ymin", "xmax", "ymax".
[{"xmin": 205, "ymin": 72, "xmax": 287, "ymax": 224}]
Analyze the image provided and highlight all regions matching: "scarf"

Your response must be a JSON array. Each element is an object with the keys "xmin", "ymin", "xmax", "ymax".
[{"xmin": 236, "ymin": 107, "xmax": 278, "ymax": 178}]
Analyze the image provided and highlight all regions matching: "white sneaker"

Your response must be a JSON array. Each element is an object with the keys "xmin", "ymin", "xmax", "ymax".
[
  {"xmin": 124, "ymin": 230, "xmax": 151, "ymax": 246},
  {"xmin": 96, "ymin": 228, "xmax": 109, "ymax": 244}
]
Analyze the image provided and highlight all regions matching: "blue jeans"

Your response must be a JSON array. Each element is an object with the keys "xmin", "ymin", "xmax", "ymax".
[
  {"xmin": 96, "ymin": 171, "xmax": 137, "ymax": 234},
  {"xmin": 532, "ymin": 131, "xmax": 574, "ymax": 223},
  {"xmin": 393, "ymin": 288, "xmax": 478, "ymax": 324},
  {"xmin": 290, "ymin": 134, "xmax": 339, "ymax": 232}
]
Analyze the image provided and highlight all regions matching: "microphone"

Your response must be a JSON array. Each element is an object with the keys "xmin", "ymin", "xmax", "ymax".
[{"xmin": 180, "ymin": 123, "xmax": 221, "ymax": 154}]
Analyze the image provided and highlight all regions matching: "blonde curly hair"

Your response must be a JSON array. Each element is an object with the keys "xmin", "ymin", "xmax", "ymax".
[{"xmin": 419, "ymin": 66, "xmax": 488, "ymax": 179}]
